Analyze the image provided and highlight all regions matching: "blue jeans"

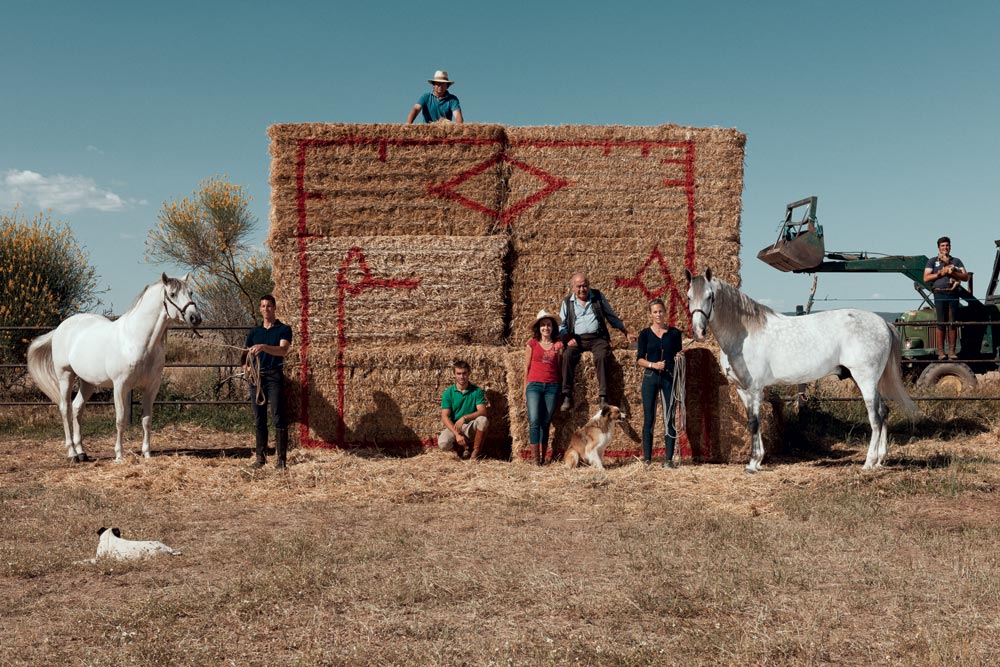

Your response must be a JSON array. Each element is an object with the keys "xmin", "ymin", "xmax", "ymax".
[
  {"xmin": 641, "ymin": 369, "xmax": 675, "ymax": 462},
  {"xmin": 525, "ymin": 382, "xmax": 560, "ymax": 445}
]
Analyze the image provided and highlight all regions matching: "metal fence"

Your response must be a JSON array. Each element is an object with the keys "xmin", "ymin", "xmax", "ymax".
[{"xmin": 3, "ymin": 318, "xmax": 999, "ymax": 418}]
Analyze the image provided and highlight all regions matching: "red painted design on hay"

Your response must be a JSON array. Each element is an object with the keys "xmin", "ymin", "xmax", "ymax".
[
  {"xmin": 293, "ymin": 136, "xmax": 703, "ymax": 455},
  {"xmin": 613, "ymin": 244, "xmax": 689, "ymax": 327}
]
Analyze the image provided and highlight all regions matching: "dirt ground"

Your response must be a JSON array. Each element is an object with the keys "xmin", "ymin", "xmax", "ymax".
[{"xmin": 2, "ymin": 424, "xmax": 999, "ymax": 666}]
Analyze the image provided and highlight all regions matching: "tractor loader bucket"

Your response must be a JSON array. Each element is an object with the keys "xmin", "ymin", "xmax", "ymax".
[{"xmin": 757, "ymin": 196, "xmax": 826, "ymax": 272}]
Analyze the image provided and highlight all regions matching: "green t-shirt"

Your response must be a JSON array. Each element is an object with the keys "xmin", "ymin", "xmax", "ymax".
[{"xmin": 440, "ymin": 383, "xmax": 486, "ymax": 421}]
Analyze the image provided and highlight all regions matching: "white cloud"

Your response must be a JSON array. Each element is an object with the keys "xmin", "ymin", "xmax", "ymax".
[
  {"xmin": 0, "ymin": 169, "xmax": 136, "ymax": 213},
  {"xmin": 85, "ymin": 145, "xmax": 105, "ymax": 155}
]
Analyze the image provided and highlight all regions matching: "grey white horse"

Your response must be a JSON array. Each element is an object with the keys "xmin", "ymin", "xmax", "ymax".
[
  {"xmin": 27, "ymin": 273, "xmax": 202, "ymax": 462},
  {"xmin": 686, "ymin": 268, "xmax": 917, "ymax": 471}
]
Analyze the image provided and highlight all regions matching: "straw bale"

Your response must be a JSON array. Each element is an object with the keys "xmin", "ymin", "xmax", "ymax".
[
  {"xmin": 503, "ymin": 125, "xmax": 744, "ymax": 336},
  {"xmin": 271, "ymin": 235, "xmax": 508, "ymax": 346},
  {"xmin": 680, "ymin": 347, "xmax": 783, "ymax": 464},
  {"xmin": 503, "ymin": 347, "xmax": 774, "ymax": 464},
  {"xmin": 285, "ymin": 344, "xmax": 510, "ymax": 456},
  {"xmin": 509, "ymin": 235, "xmax": 741, "ymax": 346},
  {"xmin": 268, "ymin": 123, "xmax": 507, "ymax": 242}
]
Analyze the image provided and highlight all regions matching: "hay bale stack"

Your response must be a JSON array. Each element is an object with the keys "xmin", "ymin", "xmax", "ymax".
[
  {"xmin": 271, "ymin": 235, "xmax": 508, "ymax": 346},
  {"xmin": 268, "ymin": 123, "xmax": 507, "ymax": 242},
  {"xmin": 265, "ymin": 122, "xmax": 760, "ymax": 462},
  {"xmin": 504, "ymin": 125, "xmax": 744, "ymax": 336},
  {"xmin": 286, "ymin": 345, "xmax": 510, "ymax": 456}
]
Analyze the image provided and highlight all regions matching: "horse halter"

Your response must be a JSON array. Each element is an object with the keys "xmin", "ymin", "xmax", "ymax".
[
  {"xmin": 688, "ymin": 289, "xmax": 714, "ymax": 323},
  {"xmin": 162, "ymin": 290, "xmax": 202, "ymax": 336}
]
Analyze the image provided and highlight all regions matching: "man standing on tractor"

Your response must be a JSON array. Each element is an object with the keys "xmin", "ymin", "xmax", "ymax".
[{"xmin": 923, "ymin": 236, "xmax": 969, "ymax": 360}]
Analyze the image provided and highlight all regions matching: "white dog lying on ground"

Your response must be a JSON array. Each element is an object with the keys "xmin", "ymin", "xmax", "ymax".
[{"xmin": 75, "ymin": 527, "xmax": 182, "ymax": 564}]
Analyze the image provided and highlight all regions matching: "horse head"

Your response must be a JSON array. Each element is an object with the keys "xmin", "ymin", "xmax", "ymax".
[
  {"xmin": 684, "ymin": 267, "xmax": 714, "ymax": 341},
  {"xmin": 161, "ymin": 273, "xmax": 203, "ymax": 329}
]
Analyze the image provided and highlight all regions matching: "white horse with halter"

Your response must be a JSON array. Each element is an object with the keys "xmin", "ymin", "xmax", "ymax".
[
  {"xmin": 686, "ymin": 267, "xmax": 917, "ymax": 471},
  {"xmin": 27, "ymin": 273, "xmax": 203, "ymax": 462}
]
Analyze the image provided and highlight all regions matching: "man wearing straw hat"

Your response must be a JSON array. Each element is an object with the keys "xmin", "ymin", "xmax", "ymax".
[
  {"xmin": 406, "ymin": 70, "xmax": 464, "ymax": 124},
  {"xmin": 438, "ymin": 359, "xmax": 489, "ymax": 460},
  {"xmin": 558, "ymin": 272, "xmax": 637, "ymax": 411}
]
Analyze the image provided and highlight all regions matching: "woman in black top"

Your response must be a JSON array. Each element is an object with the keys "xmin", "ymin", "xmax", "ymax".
[{"xmin": 636, "ymin": 298, "xmax": 683, "ymax": 467}]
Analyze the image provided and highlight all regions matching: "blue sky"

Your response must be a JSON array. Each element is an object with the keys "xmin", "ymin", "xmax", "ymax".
[{"xmin": 2, "ymin": 0, "xmax": 998, "ymax": 314}]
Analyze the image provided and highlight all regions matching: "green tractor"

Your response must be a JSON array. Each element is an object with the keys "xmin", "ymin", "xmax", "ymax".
[{"xmin": 758, "ymin": 196, "xmax": 1000, "ymax": 392}]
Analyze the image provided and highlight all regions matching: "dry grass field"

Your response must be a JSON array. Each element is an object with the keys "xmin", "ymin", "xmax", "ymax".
[{"xmin": 2, "ymin": 412, "xmax": 1000, "ymax": 666}]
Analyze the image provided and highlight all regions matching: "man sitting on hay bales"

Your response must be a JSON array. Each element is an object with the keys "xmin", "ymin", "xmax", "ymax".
[
  {"xmin": 438, "ymin": 359, "xmax": 489, "ymax": 460},
  {"xmin": 559, "ymin": 272, "xmax": 636, "ymax": 412},
  {"xmin": 406, "ymin": 70, "xmax": 464, "ymax": 124}
]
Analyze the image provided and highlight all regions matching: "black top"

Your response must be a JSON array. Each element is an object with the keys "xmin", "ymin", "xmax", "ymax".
[
  {"xmin": 636, "ymin": 327, "xmax": 683, "ymax": 373},
  {"xmin": 244, "ymin": 319, "xmax": 293, "ymax": 372}
]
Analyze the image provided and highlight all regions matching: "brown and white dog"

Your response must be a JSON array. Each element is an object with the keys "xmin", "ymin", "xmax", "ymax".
[{"xmin": 564, "ymin": 405, "xmax": 622, "ymax": 470}]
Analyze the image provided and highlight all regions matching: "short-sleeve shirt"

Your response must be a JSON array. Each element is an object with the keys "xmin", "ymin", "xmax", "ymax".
[
  {"xmin": 417, "ymin": 91, "xmax": 461, "ymax": 122},
  {"xmin": 244, "ymin": 320, "xmax": 293, "ymax": 371},
  {"xmin": 526, "ymin": 339, "xmax": 563, "ymax": 384},
  {"xmin": 925, "ymin": 255, "xmax": 965, "ymax": 291},
  {"xmin": 440, "ymin": 382, "xmax": 485, "ymax": 421}
]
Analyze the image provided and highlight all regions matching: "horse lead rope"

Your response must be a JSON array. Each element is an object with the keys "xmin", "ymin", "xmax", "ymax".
[
  {"xmin": 183, "ymin": 335, "xmax": 269, "ymax": 406},
  {"xmin": 244, "ymin": 353, "xmax": 266, "ymax": 406},
  {"xmin": 658, "ymin": 350, "xmax": 687, "ymax": 445}
]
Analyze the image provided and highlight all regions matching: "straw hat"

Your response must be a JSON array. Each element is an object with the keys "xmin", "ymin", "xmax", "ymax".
[
  {"xmin": 428, "ymin": 70, "xmax": 454, "ymax": 85},
  {"xmin": 531, "ymin": 309, "xmax": 559, "ymax": 329}
]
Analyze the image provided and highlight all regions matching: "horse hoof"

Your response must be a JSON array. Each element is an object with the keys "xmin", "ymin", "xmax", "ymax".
[
  {"xmin": 76, "ymin": 453, "xmax": 90, "ymax": 463},
  {"xmin": 744, "ymin": 466, "xmax": 758, "ymax": 474}
]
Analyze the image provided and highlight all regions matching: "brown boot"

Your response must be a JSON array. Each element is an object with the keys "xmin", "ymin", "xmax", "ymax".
[
  {"xmin": 947, "ymin": 329, "xmax": 959, "ymax": 360},
  {"xmin": 529, "ymin": 444, "xmax": 540, "ymax": 465},
  {"xmin": 470, "ymin": 428, "xmax": 486, "ymax": 460},
  {"xmin": 539, "ymin": 443, "xmax": 548, "ymax": 465}
]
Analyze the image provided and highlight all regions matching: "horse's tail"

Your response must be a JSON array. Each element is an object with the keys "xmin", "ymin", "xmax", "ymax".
[
  {"xmin": 27, "ymin": 332, "xmax": 61, "ymax": 405},
  {"xmin": 878, "ymin": 323, "xmax": 919, "ymax": 419}
]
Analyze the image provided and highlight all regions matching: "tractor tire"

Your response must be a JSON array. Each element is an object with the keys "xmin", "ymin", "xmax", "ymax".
[{"xmin": 916, "ymin": 362, "xmax": 978, "ymax": 393}]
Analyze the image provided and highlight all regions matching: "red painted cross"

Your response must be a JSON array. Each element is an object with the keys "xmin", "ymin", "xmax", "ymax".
[{"xmin": 332, "ymin": 247, "xmax": 420, "ymax": 446}]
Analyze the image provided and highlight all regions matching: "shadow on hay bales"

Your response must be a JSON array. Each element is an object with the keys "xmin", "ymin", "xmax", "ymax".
[{"xmin": 301, "ymin": 388, "xmax": 513, "ymax": 460}]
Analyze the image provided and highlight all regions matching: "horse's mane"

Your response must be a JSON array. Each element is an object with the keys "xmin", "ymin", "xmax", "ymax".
[
  {"xmin": 711, "ymin": 277, "xmax": 775, "ymax": 334},
  {"xmin": 121, "ymin": 277, "xmax": 183, "ymax": 317}
]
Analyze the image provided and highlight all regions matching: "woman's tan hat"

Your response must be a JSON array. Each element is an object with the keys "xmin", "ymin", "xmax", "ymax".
[
  {"xmin": 428, "ymin": 70, "xmax": 454, "ymax": 85},
  {"xmin": 531, "ymin": 309, "xmax": 560, "ymax": 329}
]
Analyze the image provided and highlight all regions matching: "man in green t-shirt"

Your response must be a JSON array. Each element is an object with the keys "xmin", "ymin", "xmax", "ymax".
[{"xmin": 438, "ymin": 359, "xmax": 489, "ymax": 460}]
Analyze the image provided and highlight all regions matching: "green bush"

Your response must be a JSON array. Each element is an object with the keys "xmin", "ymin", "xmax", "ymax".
[{"xmin": 0, "ymin": 208, "xmax": 99, "ymax": 370}]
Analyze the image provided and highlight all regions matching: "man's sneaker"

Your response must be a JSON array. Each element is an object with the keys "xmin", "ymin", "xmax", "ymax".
[{"xmin": 560, "ymin": 395, "xmax": 572, "ymax": 412}]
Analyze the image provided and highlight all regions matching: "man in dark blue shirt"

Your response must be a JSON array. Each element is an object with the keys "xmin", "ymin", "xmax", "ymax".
[{"xmin": 243, "ymin": 294, "xmax": 293, "ymax": 469}]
